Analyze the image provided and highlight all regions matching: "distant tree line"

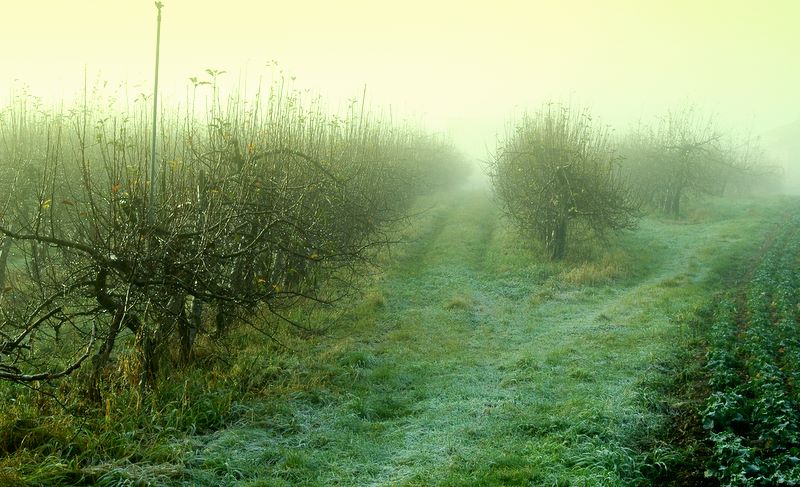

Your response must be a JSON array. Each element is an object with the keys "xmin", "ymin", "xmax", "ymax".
[{"xmin": 488, "ymin": 103, "xmax": 781, "ymax": 260}]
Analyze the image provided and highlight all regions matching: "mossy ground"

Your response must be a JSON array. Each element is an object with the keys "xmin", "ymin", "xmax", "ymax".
[{"xmin": 1, "ymin": 188, "xmax": 794, "ymax": 486}]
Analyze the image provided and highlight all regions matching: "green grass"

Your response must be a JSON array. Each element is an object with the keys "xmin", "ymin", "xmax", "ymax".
[{"xmin": 1, "ymin": 189, "xmax": 795, "ymax": 485}]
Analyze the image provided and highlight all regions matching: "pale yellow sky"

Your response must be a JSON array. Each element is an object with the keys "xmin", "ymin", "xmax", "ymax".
[{"xmin": 2, "ymin": 0, "xmax": 798, "ymax": 159}]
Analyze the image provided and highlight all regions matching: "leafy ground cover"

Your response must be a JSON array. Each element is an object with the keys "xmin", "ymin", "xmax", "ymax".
[
  {"xmin": 702, "ymin": 210, "xmax": 800, "ymax": 485},
  {"xmin": 0, "ymin": 188, "xmax": 794, "ymax": 486}
]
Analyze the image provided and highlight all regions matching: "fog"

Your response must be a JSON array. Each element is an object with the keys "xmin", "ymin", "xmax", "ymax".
[{"xmin": 2, "ymin": 0, "xmax": 798, "ymax": 186}]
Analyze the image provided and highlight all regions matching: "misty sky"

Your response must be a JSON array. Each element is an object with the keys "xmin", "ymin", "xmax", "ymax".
[{"xmin": 2, "ymin": 0, "xmax": 798, "ymax": 160}]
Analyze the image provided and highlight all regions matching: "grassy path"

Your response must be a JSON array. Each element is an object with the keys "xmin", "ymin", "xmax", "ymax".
[{"xmin": 183, "ymin": 189, "xmax": 789, "ymax": 486}]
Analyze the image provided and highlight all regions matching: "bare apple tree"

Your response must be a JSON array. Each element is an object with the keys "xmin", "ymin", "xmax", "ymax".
[{"xmin": 0, "ymin": 87, "xmax": 467, "ymax": 400}]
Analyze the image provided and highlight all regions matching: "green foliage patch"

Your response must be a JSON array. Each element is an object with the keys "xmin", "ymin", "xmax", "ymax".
[{"xmin": 702, "ymin": 212, "xmax": 800, "ymax": 485}]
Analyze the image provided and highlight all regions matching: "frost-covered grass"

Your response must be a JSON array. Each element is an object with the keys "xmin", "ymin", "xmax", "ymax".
[{"xmin": 1, "ymin": 189, "xmax": 792, "ymax": 486}]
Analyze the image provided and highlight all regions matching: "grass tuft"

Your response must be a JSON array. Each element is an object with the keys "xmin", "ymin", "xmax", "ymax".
[
  {"xmin": 529, "ymin": 287, "xmax": 555, "ymax": 306},
  {"xmin": 561, "ymin": 250, "xmax": 629, "ymax": 286},
  {"xmin": 362, "ymin": 290, "xmax": 386, "ymax": 309},
  {"xmin": 444, "ymin": 293, "xmax": 474, "ymax": 311}
]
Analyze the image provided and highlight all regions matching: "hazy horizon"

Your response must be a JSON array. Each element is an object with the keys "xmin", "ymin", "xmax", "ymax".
[{"xmin": 3, "ymin": 0, "xmax": 798, "ymax": 172}]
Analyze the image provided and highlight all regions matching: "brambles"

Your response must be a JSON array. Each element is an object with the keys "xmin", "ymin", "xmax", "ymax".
[{"xmin": 488, "ymin": 103, "xmax": 639, "ymax": 260}]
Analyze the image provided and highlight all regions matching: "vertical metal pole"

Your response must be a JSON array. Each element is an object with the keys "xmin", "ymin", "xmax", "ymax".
[{"xmin": 149, "ymin": 2, "xmax": 164, "ymax": 225}]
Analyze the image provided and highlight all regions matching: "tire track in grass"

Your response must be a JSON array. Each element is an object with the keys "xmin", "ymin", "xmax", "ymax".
[
  {"xmin": 363, "ymin": 195, "xmax": 786, "ymax": 485},
  {"xmin": 187, "ymin": 191, "xmax": 788, "ymax": 486}
]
